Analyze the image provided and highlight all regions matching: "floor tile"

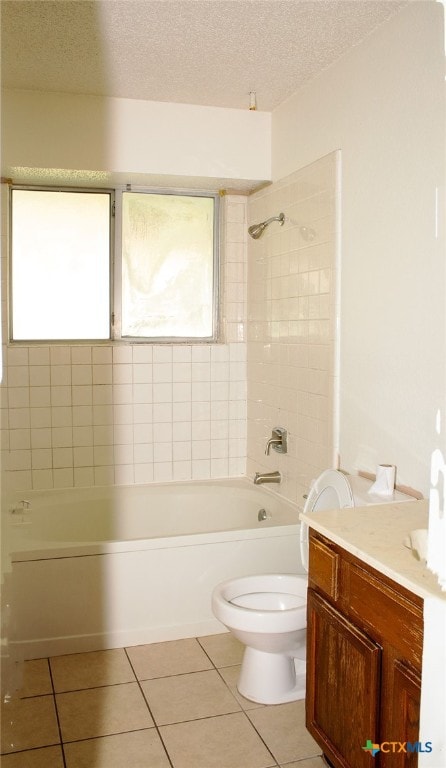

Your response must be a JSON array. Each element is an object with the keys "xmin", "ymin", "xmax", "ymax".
[
  {"xmin": 160, "ymin": 712, "xmax": 276, "ymax": 768},
  {"xmin": 50, "ymin": 648, "xmax": 135, "ymax": 692},
  {"xmin": 126, "ymin": 638, "xmax": 213, "ymax": 680},
  {"xmin": 0, "ymin": 695, "xmax": 60, "ymax": 754},
  {"xmin": 0, "ymin": 745, "xmax": 64, "ymax": 768},
  {"xmin": 18, "ymin": 659, "xmax": 53, "ymax": 698},
  {"xmin": 217, "ymin": 665, "xmax": 264, "ymax": 710},
  {"xmin": 64, "ymin": 729, "xmax": 171, "ymax": 768},
  {"xmin": 56, "ymin": 682, "xmax": 154, "ymax": 742},
  {"xmin": 247, "ymin": 701, "xmax": 321, "ymax": 765},
  {"xmin": 141, "ymin": 669, "xmax": 240, "ymax": 725},
  {"xmin": 280, "ymin": 759, "xmax": 325, "ymax": 768},
  {"xmin": 198, "ymin": 632, "xmax": 244, "ymax": 667}
]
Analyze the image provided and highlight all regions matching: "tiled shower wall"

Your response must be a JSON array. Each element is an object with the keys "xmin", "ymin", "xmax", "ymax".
[
  {"xmin": 2, "ymin": 157, "xmax": 337, "ymax": 500},
  {"xmin": 1, "ymin": 194, "xmax": 248, "ymax": 492},
  {"xmin": 246, "ymin": 153, "xmax": 338, "ymax": 506}
]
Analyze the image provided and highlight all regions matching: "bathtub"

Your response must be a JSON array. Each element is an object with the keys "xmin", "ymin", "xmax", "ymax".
[{"xmin": 8, "ymin": 478, "xmax": 302, "ymax": 660}]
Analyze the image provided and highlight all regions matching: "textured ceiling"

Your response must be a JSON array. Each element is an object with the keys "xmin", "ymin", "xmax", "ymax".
[{"xmin": 2, "ymin": 0, "xmax": 407, "ymax": 111}]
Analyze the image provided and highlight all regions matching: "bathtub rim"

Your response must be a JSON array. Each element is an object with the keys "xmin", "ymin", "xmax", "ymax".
[{"xmin": 8, "ymin": 476, "xmax": 301, "ymax": 563}]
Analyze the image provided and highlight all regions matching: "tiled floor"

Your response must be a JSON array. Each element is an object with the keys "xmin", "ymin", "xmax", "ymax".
[{"xmin": 1, "ymin": 633, "xmax": 324, "ymax": 768}]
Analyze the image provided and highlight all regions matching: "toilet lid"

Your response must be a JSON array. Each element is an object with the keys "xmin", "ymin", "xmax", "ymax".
[{"xmin": 300, "ymin": 470, "xmax": 354, "ymax": 573}]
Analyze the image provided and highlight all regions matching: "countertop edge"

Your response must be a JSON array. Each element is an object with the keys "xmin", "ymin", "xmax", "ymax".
[{"xmin": 300, "ymin": 499, "xmax": 445, "ymax": 602}]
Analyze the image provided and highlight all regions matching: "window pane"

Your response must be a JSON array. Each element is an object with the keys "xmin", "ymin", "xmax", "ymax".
[
  {"xmin": 121, "ymin": 192, "xmax": 215, "ymax": 339},
  {"xmin": 11, "ymin": 189, "xmax": 110, "ymax": 341}
]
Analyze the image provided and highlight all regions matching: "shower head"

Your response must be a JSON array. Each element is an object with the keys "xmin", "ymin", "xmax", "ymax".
[{"xmin": 248, "ymin": 212, "xmax": 285, "ymax": 239}]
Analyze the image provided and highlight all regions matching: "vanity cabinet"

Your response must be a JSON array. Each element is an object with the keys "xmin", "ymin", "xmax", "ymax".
[{"xmin": 306, "ymin": 529, "xmax": 423, "ymax": 768}]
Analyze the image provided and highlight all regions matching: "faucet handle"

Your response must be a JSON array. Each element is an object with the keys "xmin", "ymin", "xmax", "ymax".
[{"xmin": 266, "ymin": 427, "xmax": 287, "ymax": 455}]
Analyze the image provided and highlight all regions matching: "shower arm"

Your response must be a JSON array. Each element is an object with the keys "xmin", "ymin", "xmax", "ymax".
[{"xmin": 262, "ymin": 214, "xmax": 284, "ymax": 228}]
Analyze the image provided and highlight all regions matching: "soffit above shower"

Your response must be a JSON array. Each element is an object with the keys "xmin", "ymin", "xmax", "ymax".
[{"xmin": 1, "ymin": 0, "xmax": 408, "ymax": 112}]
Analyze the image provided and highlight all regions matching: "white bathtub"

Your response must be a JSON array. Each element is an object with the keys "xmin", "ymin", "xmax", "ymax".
[{"xmin": 8, "ymin": 478, "xmax": 302, "ymax": 659}]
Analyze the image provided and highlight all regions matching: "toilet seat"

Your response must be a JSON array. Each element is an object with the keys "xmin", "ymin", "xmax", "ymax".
[
  {"xmin": 230, "ymin": 592, "xmax": 305, "ymax": 611},
  {"xmin": 304, "ymin": 468, "xmax": 354, "ymax": 512},
  {"xmin": 212, "ymin": 574, "xmax": 307, "ymax": 633},
  {"xmin": 300, "ymin": 469, "xmax": 354, "ymax": 571}
]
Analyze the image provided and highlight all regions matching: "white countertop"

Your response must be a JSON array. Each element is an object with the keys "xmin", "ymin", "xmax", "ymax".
[{"xmin": 300, "ymin": 499, "xmax": 446, "ymax": 601}]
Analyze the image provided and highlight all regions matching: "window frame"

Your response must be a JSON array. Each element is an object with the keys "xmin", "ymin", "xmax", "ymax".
[{"xmin": 8, "ymin": 184, "xmax": 221, "ymax": 344}]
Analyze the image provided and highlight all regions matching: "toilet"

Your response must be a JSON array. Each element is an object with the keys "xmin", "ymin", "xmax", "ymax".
[{"xmin": 211, "ymin": 469, "xmax": 414, "ymax": 705}]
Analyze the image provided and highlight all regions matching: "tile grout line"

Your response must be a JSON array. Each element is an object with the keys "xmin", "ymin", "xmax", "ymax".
[
  {"xmin": 123, "ymin": 646, "xmax": 175, "ymax": 768},
  {"xmin": 47, "ymin": 655, "xmax": 68, "ymax": 768},
  {"xmin": 195, "ymin": 637, "xmax": 280, "ymax": 768}
]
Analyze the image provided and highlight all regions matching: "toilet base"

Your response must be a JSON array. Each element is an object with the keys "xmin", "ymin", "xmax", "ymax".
[{"xmin": 237, "ymin": 647, "xmax": 306, "ymax": 705}]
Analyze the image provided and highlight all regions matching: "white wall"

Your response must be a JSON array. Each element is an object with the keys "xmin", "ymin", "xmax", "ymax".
[
  {"xmin": 272, "ymin": 1, "xmax": 445, "ymax": 497},
  {"xmin": 2, "ymin": 90, "xmax": 271, "ymax": 186}
]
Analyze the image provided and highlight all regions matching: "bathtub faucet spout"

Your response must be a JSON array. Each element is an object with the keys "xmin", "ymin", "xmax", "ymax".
[{"xmin": 253, "ymin": 471, "xmax": 281, "ymax": 485}]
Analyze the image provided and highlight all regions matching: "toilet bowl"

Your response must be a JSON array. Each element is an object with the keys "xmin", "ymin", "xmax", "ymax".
[{"xmin": 211, "ymin": 469, "xmax": 415, "ymax": 705}]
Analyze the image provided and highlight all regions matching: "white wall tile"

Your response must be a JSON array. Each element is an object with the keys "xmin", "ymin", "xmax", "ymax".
[
  {"xmin": 72, "ymin": 385, "xmax": 92, "ymax": 407},
  {"xmin": 50, "ymin": 347, "xmax": 70, "ymax": 365},
  {"xmin": 31, "ymin": 448, "xmax": 52, "ymax": 469},
  {"xmin": 94, "ymin": 425, "xmax": 114, "ymax": 445},
  {"xmin": 173, "ymin": 460, "xmax": 192, "ymax": 481},
  {"xmin": 134, "ymin": 443, "xmax": 153, "ymax": 463},
  {"xmin": 93, "ymin": 365, "xmax": 112, "ymax": 385},
  {"xmin": 173, "ymin": 421, "xmax": 192, "ymax": 441},
  {"xmin": 9, "ymin": 387, "xmax": 30, "ymax": 408},
  {"xmin": 9, "ymin": 428, "xmax": 30, "ymax": 450},
  {"xmin": 53, "ymin": 468, "xmax": 74, "ymax": 488},
  {"xmin": 153, "ymin": 462, "xmax": 172, "ymax": 482},
  {"xmin": 8, "ymin": 347, "xmax": 29, "ymax": 366},
  {"xmin": 32, "ymin": 469, "xmax": 53, "ymax": 489},
  {"xmin": 8, "ymin": 449, "xmax": 31, "ymax": 471},
  {"xmin": 30, "ymin": 347, "xmax": 50, "ymax": 366},
  {"xmin": 30, "ymin": 387, "xmax": 51, "ymax": 408},
  {"xmin": 134, "ymin": 463, "xmax": 154, "ymax": 484},
  {"xmin": 133, "ymin": 364, "xmax": 152, "ymax": 383},
  {"xmin": 53, "ymin": 447, "xmax": 73, "ymax": 469},
  {"xmin": 246, "ymin": 155, "xmax": 336, "ymax": 504},
  {"xmin": 113, "ymin": 364, "xmax": 133, "ymax": 384},
  {"xmin": 74, "ymin": 467, "xmax": 95, "ymax": 487},
  {"xmin": 72, "ymin": 365, "xmax": 93, "ymax": 385},
  {"xmin": 113, "ymin": 346, "xmax": 132, "ymax": 364},
  {"xmin": 191, "ymin": 459, "xmax": 210, "ymax": 479},
  {"xmin": 132, "ymin": 346, "xmax": 152, "ymax": 363},
  {"xmin": 92, "ymin": 347, "xmax": 112, "ymax": 365},
  {"xmin": 8, "ymin": 366, "xmax": 29, "ymax": 387},
  {"xmin": 73, "ymin": 405, "xmax": 93, "ymax": 426},
  {"xmin": 71, "ymin": 347, "xmax": 92, "ymax": 365},
  {"xmin": 31, "ymin": 427, "xmax": 51, "ymax": 449},
  {"xmin": 52, "ymin": 427, "xmax": 73, "ymax": 448},
  {"xmin": 93, "ymin": 385, "xmax": 113, "ymax": 405},
  {"xmin": 153, "ymin": 422, "xmax": 172, "ymax": 442},
  {"xmin": 2, "ymin": 197, "xmax": 248, "ymax": 490},
  {"xmin": 51, "ymin": 386, "xmax": 72, "ymax": 407},
  {"xmin": 153, "ymin": 382, "xmax": 172, "ymax": 403},
  {"xmin": 74, "ymin": 446, "xmax": 94, "ymax": 467}
]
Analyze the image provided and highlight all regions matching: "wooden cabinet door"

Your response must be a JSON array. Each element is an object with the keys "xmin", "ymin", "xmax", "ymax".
[
  {"xmin": 379, "ymin": 659, "xmax": 421, "ymax": 768},
  {"xmin": 306, "ymin": 589, "xmax": 382, "ymax": 768}
]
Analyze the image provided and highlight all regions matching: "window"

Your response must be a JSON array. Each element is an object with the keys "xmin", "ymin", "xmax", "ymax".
[
  {"xmin": 9, "ymin": 186, "xmax": 219, "ymax": 343},
  {"xmin": 10, "ymin": 188, "xmax": 111, "ymax": 341},
  {"xmin": 119, "ymin": 191, "xmax": 217, "ymax": 340}
]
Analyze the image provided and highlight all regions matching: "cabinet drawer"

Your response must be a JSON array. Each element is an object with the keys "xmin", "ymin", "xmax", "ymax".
[
  {"xmin": 309, "ymin": 537, "xmax": 340, "ymax": 601},
  {"xmin": 346, "ymin": 563, "xmax": 423, "ymax": 669}
]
